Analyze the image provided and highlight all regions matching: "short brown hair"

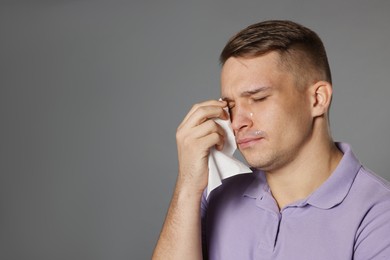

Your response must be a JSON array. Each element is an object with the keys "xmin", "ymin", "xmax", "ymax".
[{"xmin": 220, "ymin": 20, "xmax": 332, "ymax": 86}]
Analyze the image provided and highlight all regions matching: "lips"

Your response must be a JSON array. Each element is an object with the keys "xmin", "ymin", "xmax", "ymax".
[{"xmin": 236, "ymin": 137, "xmax": 263, "ymax": 148}]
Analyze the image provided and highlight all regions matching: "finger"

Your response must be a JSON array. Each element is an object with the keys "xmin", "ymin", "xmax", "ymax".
[
  {"xmin": 177, "ymin": 119, "xmax": 225, "ymax": 149},
  {"xmin": 189, "ymin": 121, "xmax": 226, "ymax": 152},
  {"xmin": 181, "ymin": 99, "xmax": 227, "ymax": 127},
  {"xmin": 190, "ymin": 119, "xmax": 226, "ymax": 140},
  {"xmin": 180, "ymin": 104, "xmax": 228, "ymax": 131},
  {"xmin": 198, "ymin": 132, "xmax": 225, "ymax": 153}
]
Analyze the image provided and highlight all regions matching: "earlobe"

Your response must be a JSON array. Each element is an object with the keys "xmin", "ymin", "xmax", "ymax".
[{"xmin": 311, "ymin": 81, "xmax": 332, "ymax": 117}]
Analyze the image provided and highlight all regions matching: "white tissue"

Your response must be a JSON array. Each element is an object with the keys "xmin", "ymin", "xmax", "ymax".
[{"xmin": 207, "ymin": 113, "xmax": 252, "ymax": 198}]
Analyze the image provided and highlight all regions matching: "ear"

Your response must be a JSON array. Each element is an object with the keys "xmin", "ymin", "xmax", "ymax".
[{"xmin": 309, "ymin": 81, "xmax": 333, "ymax": 118}]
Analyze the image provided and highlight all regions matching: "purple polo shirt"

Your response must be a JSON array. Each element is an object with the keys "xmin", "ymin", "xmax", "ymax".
[{"xmin": 201, "ymin": 143, "xmax": 390, "ymax": 259}]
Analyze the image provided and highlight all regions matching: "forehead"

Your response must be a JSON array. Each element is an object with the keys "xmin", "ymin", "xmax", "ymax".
[{"xmin": 220, "ymin": 52, "xmax": 290, "ymax": 97}]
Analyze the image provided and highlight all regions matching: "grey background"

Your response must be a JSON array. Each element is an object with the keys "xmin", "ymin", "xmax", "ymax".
[{"xmin": 1, "ymin": 1, "xmax": 389, "ymax": 259}]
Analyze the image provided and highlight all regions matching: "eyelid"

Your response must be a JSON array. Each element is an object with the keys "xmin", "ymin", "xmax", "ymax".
[{"xmin": 252, "ymin": 95, "xmax": 268, "ymax": 101}]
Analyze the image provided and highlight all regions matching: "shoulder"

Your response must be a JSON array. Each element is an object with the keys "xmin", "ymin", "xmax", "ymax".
[
  {"xmin": 350, "ymin": 166, "xmax": 390, "ymax": 218},
  {"xmin": 352, "ymin": 167, "xmax": 390, "ymax": 259},
  {"xmin": 354, "ymin": 166, "xmax": 390, "ymax": 202},
  {"xmin": 360, "ymin": 166, "xmax": 390, "ymax": 189}
]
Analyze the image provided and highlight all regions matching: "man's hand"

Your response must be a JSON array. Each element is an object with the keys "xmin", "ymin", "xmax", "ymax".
[{"xmin": 176, "ymin": 99, "xmax": 228, "ymax": 194}]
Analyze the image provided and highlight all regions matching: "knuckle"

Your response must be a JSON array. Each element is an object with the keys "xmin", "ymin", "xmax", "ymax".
[
  {"xmin": 176, "ymin": 127, "xmax": 183, "ymax": 138},
  {"xmin": 176, "ymin": 129, "xmax": 188, "ymax": 143},
  {"xmin": 203, "ymin": 119, "xmax": 214, "ymax": 128},
  {"xmin": 210, "ymin": 132, "xmax": 220, "ymax": 141},
  {"xmin": 196, "ymin": 106, "xmax": 207, "ymax": 114},
  {"xmin": 191, "ymin": 103, "xmax": 201, "ymax": 111}
]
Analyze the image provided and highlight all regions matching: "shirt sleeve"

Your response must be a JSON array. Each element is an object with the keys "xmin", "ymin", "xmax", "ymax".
[{"xmin": 354, "ymin": 198, "xmax": 390, "ymax": 259}]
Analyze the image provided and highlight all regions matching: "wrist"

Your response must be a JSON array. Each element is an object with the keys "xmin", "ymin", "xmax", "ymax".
[{"xmin": 174, "ymin": 177, "xmax": 205, "ymax": 202}]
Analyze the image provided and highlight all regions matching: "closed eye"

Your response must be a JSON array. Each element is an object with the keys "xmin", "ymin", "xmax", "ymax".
[{"xmin": 252, "ymin": 96, "xmax": 268, "ymax": 102}]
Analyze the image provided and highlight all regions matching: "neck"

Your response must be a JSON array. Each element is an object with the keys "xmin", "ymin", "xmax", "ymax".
[{"xmin": 265, "ymin": 134, "xmax": 343, "ymax": 210}]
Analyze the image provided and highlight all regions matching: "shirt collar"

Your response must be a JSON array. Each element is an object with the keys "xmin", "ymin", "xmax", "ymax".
[
  {"xmin": 305, "ymin": 142, "xmax": 361, "ymax": 209},
  {"xmin": 242, "ymin": 142, "xmax": 362, "ymax": 210},
  {"xmin": 243, "ymin": 168, "xmax": 268, "ymax": 199}
]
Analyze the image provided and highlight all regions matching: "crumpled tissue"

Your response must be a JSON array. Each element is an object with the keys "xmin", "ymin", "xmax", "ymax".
[{"xmin": 207, "ymin": 111, "xmax": 252, "ymax": 198}]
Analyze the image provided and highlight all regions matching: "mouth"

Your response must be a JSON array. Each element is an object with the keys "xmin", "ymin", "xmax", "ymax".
[{"xmin": 236, "ymin": 137, "xmax": 264, "ymax": 149}]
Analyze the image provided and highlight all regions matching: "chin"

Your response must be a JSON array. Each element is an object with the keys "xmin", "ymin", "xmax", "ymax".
[
  {"xmin": 243, "ymin": 151, "xmax": 276, "ymax": 171},
  {"xmin": 244, "ymin": 155, "xmax": 267, "ymax": 169}
]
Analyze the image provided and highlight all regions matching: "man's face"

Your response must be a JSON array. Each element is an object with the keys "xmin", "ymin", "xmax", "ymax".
[{"xmin": 221, "ymin": 52, "xmax": 313, "ymax": 172}]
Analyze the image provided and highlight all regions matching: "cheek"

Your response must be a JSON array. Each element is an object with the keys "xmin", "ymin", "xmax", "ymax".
[
  {"xmin": 260, "ymin": 104, "xmax": 286, "ymax": 129},
  {"xmin": 261, "ymin": 102, "xmax": 309, "ymax": 139},
  {"xmin": 279, "ymin": 102, "xmax": 312, "ymax": 140}
]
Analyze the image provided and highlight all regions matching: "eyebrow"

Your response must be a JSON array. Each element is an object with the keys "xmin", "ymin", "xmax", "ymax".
[{"xmin": 222, "ymin": 86, "xmax": 271, "ymax": 102}]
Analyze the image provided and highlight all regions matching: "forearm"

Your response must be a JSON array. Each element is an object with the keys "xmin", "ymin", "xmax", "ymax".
[{"xmin": 152, "ymin": 180, "xmax": 204, "ymax": 260}]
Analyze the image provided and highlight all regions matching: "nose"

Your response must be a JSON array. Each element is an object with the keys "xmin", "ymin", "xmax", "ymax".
[{"xmin": 230, "ymin": 104, "xmax": 253, "ymax": 133}]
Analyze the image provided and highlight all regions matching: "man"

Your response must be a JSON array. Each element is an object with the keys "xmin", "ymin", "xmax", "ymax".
[{"xmin": 152, "ymin": 20, "xmax": 390, "ymax": 259}]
